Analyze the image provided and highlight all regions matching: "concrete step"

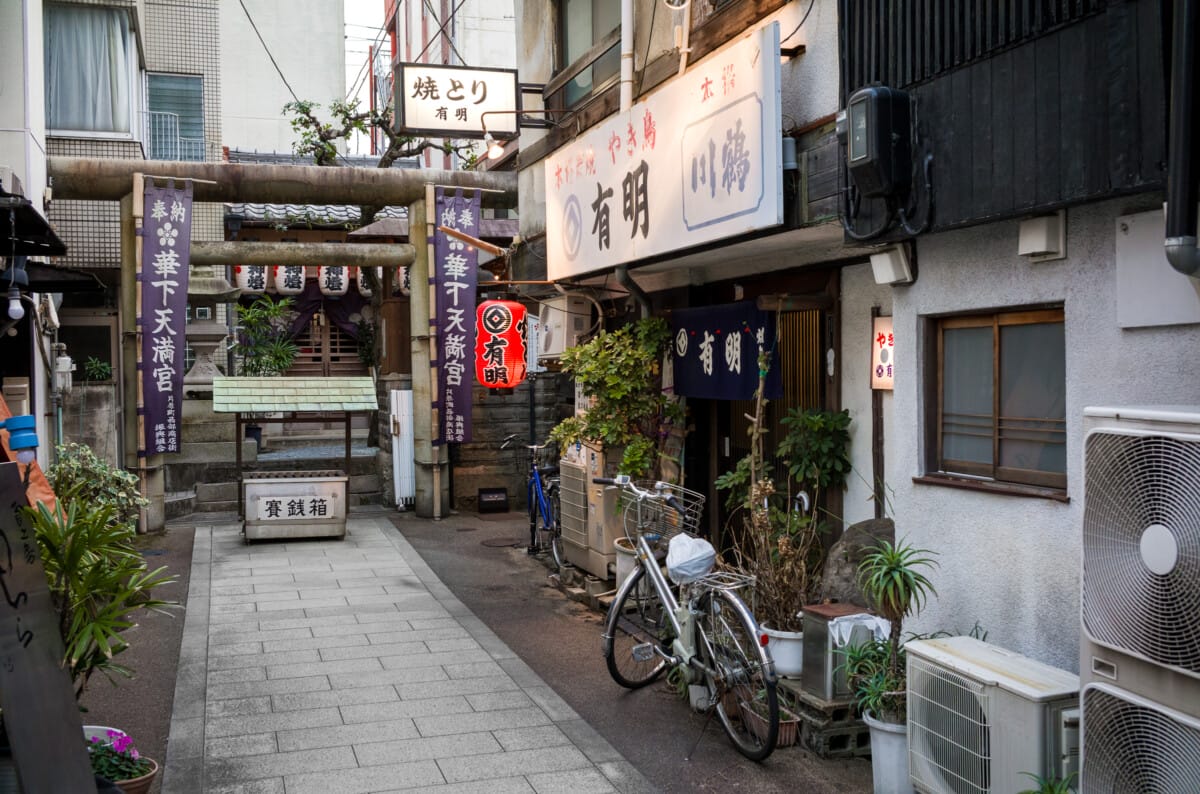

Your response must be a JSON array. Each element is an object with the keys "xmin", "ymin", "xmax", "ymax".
[
  {"xmin": 165, "ymin": 491, "xmax": 195, "ymax": 521},
  {"xmin": 195, "ymin": 500, "xmax": 239, "ymax": 513}
]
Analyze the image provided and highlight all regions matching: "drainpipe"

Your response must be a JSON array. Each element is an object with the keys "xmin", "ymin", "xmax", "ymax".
[
  {"xmin": 621, "ymin": 0, "xmax": 634, "ymax": 111},
  {"xmin": 1165, "ymin": 0, "xmax": 1199, "ymax": 277},
  {"xmin": 676, "ymin": 0, "xmax": 693, "ymax": 77},
  {"xmin": 615, "ymin": 265, "xmax": 650, "ymax": 318}
]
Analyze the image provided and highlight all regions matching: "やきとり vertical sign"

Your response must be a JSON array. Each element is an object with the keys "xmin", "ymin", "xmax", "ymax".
[
  {"xmin": 140, "ymin": 179, "xmax": 194, "ymax": 455},
  {"xmin": 0, "ymin": 464, "xmax": 97, "ymax": 791},
  {"xmin": 872, "ymin": 315, "xmax": 895, "ymax": 390}
]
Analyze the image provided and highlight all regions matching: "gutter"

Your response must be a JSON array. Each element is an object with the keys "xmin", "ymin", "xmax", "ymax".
[
  {"xmin": 1165, "ymin": 0, "xmax": 1199, "ymax": 276},
  {"xmin": 615, "ymin": 265, "xmax": 651, "ymax": 318}
]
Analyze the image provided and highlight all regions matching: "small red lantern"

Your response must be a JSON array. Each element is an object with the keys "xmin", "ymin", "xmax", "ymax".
[{"xmin": 475, "ymin": 300, "xmax": 527, "ymax": 389}]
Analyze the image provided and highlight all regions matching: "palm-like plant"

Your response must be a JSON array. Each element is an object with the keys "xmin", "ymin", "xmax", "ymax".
[
  {"xmin": 849, "ymin": 537, "xmax": 938, "ymax": 723},
  {"xmin": 27, "ymin": 499, "xmax": 179, "ymax": 699}
]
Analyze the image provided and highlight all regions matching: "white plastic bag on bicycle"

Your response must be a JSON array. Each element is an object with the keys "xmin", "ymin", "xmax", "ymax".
[{"xmin": 665, "ymin": 534, "xmax": 716, "ymax": 584}]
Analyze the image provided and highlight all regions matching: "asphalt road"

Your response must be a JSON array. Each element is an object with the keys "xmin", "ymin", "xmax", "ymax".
[{"xmin": 392, "ymin": 510, "xmax": 874, "ymax": 794}]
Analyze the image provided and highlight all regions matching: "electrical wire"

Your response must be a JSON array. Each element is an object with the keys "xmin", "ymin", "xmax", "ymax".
[
  {"xmin": 781, "ymin": 0, "xmax": 817, "ymax": 46},
  {"xmin": 415, "ymin": 0, "xmax": 469, "ymax": 65},
  {"xmin": 238, "ymin": 0, "xmax": 300, "ymax": 103}
]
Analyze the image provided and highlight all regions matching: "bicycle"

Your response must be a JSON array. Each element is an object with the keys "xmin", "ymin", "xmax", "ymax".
[
  {"xmin": 595, "ymin": 475, "xmax": 779, "ymax": 761},
  {"xmin": 501, "ymin": 433, "xmax": 563, "ymax": 569}
]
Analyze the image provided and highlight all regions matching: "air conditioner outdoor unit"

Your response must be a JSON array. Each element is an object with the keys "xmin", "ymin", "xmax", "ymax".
[
  {"xmin": 1079, "ymin": 406, "xmax": 1200, "ymax": 793},
  {"xmin": 907, "ymin": 636, "xmax": 1080, "ymax": 794},
  {"xmin": 538, "ymin": 295, "xmax": 590, "ymax": 360}
]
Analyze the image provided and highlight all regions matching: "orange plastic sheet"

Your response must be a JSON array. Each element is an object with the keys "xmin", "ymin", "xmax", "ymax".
[{"xmin": 0, "ymin": 395, "xmax": 58, "ymax": 512}]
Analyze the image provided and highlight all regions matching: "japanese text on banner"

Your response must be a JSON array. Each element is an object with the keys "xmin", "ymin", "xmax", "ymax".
[{"xmin": 433, "ymin": 188, "xmax": 480, "ymax": 443}]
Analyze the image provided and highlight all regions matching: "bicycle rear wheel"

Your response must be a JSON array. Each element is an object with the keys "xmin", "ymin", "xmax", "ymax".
[
  {"xmin": 602, "ymin": 566, "xmax": 672, "ymax": 688},
  {"xmin": 697, "ymin": 588, "xmax": 778, "ymax": 761}
]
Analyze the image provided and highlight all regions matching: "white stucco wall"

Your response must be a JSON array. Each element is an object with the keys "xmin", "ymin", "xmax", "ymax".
[
  {"xmin": 220, "ymin": 0, "xmax": 346, "ymax": 154},
  {"xmin": 864, "ymin": 195, "xmax": 1200, "ymax": 673},
  {"xmin": 778, "ymin": 0, "xmax": 840, "ymax": 128}
]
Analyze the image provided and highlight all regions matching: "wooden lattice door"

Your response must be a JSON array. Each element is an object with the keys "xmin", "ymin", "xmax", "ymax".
[{"xmin": 288, "ymin": 310, "xmax": 367, "ymax": 378}]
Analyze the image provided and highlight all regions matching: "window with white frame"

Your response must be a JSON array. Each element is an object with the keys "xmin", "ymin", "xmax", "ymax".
[
  {"xmin": 559, "ymin": 0, "xmax": 619, "ymax": 107},
  {"xmin": 935, "ymin": 308, "xmax": 1066, "ymax": 491},
  {"xmin": 44, "ymin": 4, "xmax": 140, "ymax": 135}
]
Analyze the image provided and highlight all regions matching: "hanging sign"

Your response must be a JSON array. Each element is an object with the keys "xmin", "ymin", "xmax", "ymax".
[
  {"xmin": 475, "ymin": 300, "xmax": 528, "ymax": 388},
  {"xmin": 140, "ymin": 179, "xmax": 193, "ymax": 455},
  {"xmin": 273, "ymin": 265, "xmax": 306, "ymax": 295},
  {"xmin": 433, "ymin": 187, "xmax": 480, "ymax": 443},
  {"xmin": 394, "ymin": 63, "xmax": 519, "ymax": 139},
  {"xmin": 318, "ymin": 265, "xmax": 348, "ymax": 296},
  {"xmin": 544, "ymin": 23, "xmax": 782, "ymax": 280},
  {"xmin": 234, "ymin": 264, "xmax": 268, "ymax": 294},
  {"xmin": 872, "ymin": 315, "xmax": 894, "ymax": 390},
  {"xmin": 669, "ymin": 301, "xmax": 781, "ymax": 400}
]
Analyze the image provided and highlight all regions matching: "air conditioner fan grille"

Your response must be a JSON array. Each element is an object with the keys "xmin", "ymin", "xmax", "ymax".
[
  {"xmin": 908, "ymin": 654, "xmax": 991, "ymax": 794},
  {"xmin": 1082, "ymin": 685, "xmax": 1200, "ymax": 791},
  {"xmin": 1082, "ymin": 432, "xmax": 1200, "ymax": 674}
]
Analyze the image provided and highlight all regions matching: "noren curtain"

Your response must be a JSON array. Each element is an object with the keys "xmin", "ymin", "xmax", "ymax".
[{"xmin": 45, "ymin": 5, "xmax": 135, "ymax": 133}]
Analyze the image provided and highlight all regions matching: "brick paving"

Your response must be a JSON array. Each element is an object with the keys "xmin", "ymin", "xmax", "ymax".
[{"xmin": 162, "ymin": 508, "xmax": 652, "ymax": 794}]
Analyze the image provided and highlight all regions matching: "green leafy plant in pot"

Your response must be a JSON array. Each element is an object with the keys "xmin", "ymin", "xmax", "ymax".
[
  {"xmin": 846, "ymin": 537, "xmax": 937, "ymax": 794},
  {"xmin": 715, "ymin": 349, "xmax": 851, "ymax": 674},
  {"xmin": 548, "ymin": 317, "xmax": 683, "ymax": 478}
]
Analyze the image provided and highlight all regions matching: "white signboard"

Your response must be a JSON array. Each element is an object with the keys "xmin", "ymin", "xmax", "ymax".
[
  {"xmin": 395, "ymin": 63, "xmax": 519, "ymax": 138},
  {"xmin": 872, "ymin": 315, "xmax": 894, "ymax": 390},
  {"xmin": 545, "ymin": 23, "xmax": 782, "ymax": 281}
]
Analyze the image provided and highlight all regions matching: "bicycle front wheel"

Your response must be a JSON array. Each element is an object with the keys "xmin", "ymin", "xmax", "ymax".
[
  {"xmin": 544, "ymin": 480, "xmax": 564, "ymax": 571},
  {"xmin": 602, "ymin": 566, "xmax": 672, "ymax": 688},
  {"xmin": 697, "ymin": 588, "xmax": 778, "ymax": 761}
]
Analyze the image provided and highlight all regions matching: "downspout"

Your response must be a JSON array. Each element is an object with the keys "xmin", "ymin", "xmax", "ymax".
[
  {"xmin": 1165, "ymin": 0, "xmax": 1199, "ymax": 276},
  {"xmin": 621, "ymin": 0, "xmax": 634, "ymax": 111},
  {"xmin": 615, "ymin": 265, "xmax": 651, "ymax": 318},
  {"xmin": 676, "ymin": 0, "xmax": 692, "ymax": 77}
]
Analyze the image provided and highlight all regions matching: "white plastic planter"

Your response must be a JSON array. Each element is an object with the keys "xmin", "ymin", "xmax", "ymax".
[{"xmin": 762, "ymin": 624, "xmax": 805, "ymax": 678}]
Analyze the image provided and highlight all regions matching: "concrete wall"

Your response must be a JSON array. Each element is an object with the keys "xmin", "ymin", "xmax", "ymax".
[
  {"xmin": 778, "ymin": 0, "xmax": 840, "ymax": 129},
  {"xmin": 0, "ymin": 0, "xmax": 48, "ymax": 206},
  {"xmin": 219, "ymin": 0, "xmax": 346, "ymax": 154},
  {"xmin": 868, "ymin": 195, "xmax": 1200, "ymax": 672}
]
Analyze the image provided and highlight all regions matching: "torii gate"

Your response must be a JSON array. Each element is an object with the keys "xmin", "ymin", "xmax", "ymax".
[{"xmin": 47, "ymin": 157, "xmax": 518, "ymax": 530}]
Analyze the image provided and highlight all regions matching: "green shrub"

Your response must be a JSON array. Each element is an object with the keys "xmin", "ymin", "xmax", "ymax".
[
  {"xmin": 47, "ymin": 443, "xmax": 147, "ymax": 532},
  {"xmin": 27, "ymin": 500, "xmax": 178, "ymax": 698}
]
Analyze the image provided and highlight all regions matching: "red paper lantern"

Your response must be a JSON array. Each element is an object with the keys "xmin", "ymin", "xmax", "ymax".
[{"xmin": 475, "ymin": 300, "xmax": 527, "ymax": 389}]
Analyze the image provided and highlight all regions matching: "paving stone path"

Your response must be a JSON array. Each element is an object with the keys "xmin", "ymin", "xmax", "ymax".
[{"xmin": 162, "ymin": 510, "xmax": 653, "ymax": 794}]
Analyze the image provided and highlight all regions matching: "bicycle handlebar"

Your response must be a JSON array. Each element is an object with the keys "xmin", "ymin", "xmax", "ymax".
[{"xmin": 593, "ymin": 476, "xmax": 684, "ymax": 513}]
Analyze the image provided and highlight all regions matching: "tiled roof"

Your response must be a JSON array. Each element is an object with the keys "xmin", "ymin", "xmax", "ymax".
[
  {"xmin": 212, "ymin": 377, "xmax": 377, "ymax": 413},
  {"xmin": 225, "ymin": 202, "xmax": 407, "ymax": 225}
]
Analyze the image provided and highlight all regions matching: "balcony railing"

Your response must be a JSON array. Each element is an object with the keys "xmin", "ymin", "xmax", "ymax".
[{"xmin": 143, "ymin": 111, "xmax": 206, "ymax": 161}]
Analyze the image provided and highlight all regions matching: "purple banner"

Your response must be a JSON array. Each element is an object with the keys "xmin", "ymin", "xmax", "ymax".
[
  {"xmin": 140, "ymin": 181, "xmax": 193, "ymax": 454},
  {"xmin": 433, "ymin": 187, "xmax": 480, "ymax": 443},
  {"xmin": 670, "ymin": 301, "xmax": 782, "ymax": 400}
]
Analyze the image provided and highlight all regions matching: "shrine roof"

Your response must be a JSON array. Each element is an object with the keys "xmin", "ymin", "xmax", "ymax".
[{"xmin": 212, "ymin": 377, "xmax": 377, "ymax": 414}]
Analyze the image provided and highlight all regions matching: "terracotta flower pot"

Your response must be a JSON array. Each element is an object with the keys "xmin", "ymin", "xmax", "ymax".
[{"xmin": 113, "ymin": 758, "xmax": 159, "ymax": 794}]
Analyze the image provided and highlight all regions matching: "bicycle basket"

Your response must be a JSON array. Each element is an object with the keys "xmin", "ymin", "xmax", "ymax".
[{"xmin": 618, "ymin": 481, "xmax": 705, "ymax": 541}]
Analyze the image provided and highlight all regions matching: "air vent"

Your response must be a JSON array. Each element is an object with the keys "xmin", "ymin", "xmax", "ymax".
[
  {"xmin": 1081, "ymin": 431, "xmax": 1200, "ymax": 675},
  {"xmin": 1081, "ymin": 683, "xmax": 1200, "ymax": 792}
]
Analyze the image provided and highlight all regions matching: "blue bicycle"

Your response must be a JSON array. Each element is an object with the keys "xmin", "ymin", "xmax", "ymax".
[{"xmin": 502, "ymin": 434, "xmax": 563, "ymax": 570}]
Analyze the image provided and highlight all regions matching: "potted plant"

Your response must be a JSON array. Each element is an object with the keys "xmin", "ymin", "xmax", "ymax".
[
  {"xmin": 549, "ymin": 317, "xmax": 683, "ymax": 478},
  {"xmin": 232, "ymin": 295, "xmax": 298, "ymax": 449},
  {"xmin": 846, "ymin": 538, "xmax": 938, "ymax": 794},
  {"xmin": 716, "ymin": 351, "xmax": 852, "ymax": 676},
  {"xmin": 35, "ymin": 443, "xmax": 180, "ymax": 699},
  {"xmin": 87, "ymin": 728, "xmax": 159, "ymax": 794}
]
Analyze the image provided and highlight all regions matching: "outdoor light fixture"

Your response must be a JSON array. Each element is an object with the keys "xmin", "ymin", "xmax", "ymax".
[
  {"xmin": 0, "ymin": 414, "xmax": 38, "ymax": 465},
  {"xmin": 482, "ymin": 132, "xmax": 506, "ymax": 161},
  {"xmin": 4, "ymin": 255, "xmax": 29, "ymax": 321},
  {"xmin": 479, "ymin": 109, "xmax": 573, "ymax": 161}
]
